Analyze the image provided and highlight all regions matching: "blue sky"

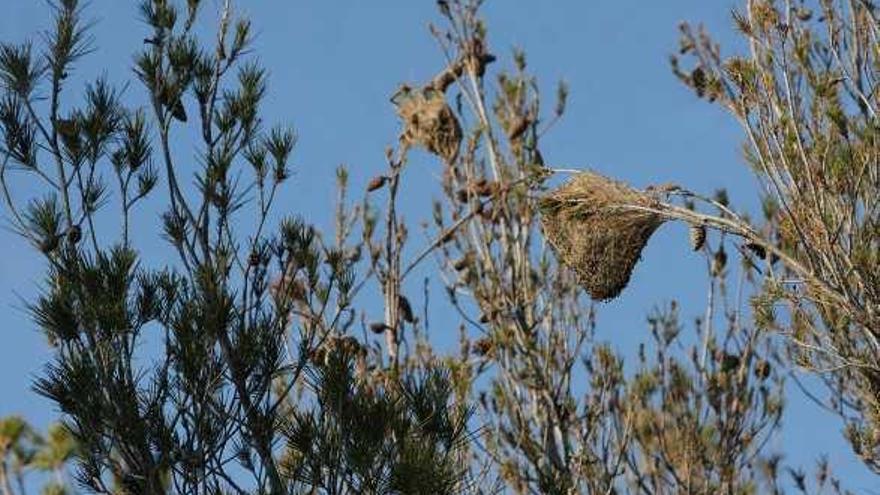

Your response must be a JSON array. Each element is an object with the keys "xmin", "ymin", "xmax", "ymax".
[{"xmin": 0, "ymin": 0, "xmax": 874, "ymax": 490}]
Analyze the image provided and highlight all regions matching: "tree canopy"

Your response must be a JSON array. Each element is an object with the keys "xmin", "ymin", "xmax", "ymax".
[{"xmin": 1, "ymin": 0, "xmax": 877, "ymax": 494}]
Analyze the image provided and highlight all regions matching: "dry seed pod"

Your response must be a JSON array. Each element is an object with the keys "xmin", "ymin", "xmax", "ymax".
[
  {"xmin": 712, "ymin": 245, "xmax": 728, "ymax": 276},
  {"xmin": 745, "ymin": 242, "xmax": 767, "ymax": 259},
  {"xmin": 398, "ymin": 295, "xmax": 415, "ymax": 323},
  {"xmin": 472, "ymin": 337, "xmax": 493, "ymax": 357},
  {"xmin": 720, "ymin": 353, "xmax": 741, "ymax": 373},
  {"xmin": 67, "ymin": 225, "xmax": 82, "ymax": 245},
  {"xmin": 247, "ymin": 251, "xmax": 260, "ymax": 267},
  {"xmin": 795, "ymin": 7, "xmax": 812, "ymax": 21},
  {"xmin": 478, "ymin": 310, "xmax": 498, "ymax": 324},
  {"xmin": 539, "ymin": 171, "xmax": 665, "ymax": 301},
  {"xmin": 366, "ymin": 175, "xmax": 388, "ymax": 192},
  {"xmin": 754, "ymin": 360, "xmax": 771, "ymax": 380},
  {"xmin": 370, "ymin": 245, "xmax": 382, "ymax": 262},
  {"xmin": 474, "ymin": 180, "xmax": 498, "ymax": 198},
  {"xmin": 692, "ymin": 67, "xmax": 707, "ymax": 98},
  {"xmin": 689, "ymin": 224, "xmax": 706, "ymax": 251},
  {"xmin": 347, "ymin": 245, "xmax": 362, "ymax": 263},
  {"xmin": 506, "ymin": 115, "xmax": 529, "ymax": 141},
  {"xmin": 452, "ymin": 254, "xmax": 472, "ymax": 272},
  {"xmin": 369, "ymin": 322, "xmax": 390, "ymax": 334},
  {"xmin": 439, "ymin": 229, "xmax": 456, "ymax": 244}
]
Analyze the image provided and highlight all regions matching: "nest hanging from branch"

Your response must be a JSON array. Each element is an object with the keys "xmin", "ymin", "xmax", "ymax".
[{"xmin": 540, "ymin": 171, "xmax": 666, "ymax": 301}]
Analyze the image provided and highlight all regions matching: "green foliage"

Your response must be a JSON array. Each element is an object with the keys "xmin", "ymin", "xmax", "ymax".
[
  {"xmin": 282, "ymin": 348, "xmax": 472, "ymax": 494},
  {"xmin": 0, "ymin": 417, "xmax": 77, "ymax": 495},
  {"xmin": 1, "ymin": 0, "xmax": 473, "ymax": 492},
  {"xmin": 674, "ymin": 0, "xmax": 880, "ymax": 475}
]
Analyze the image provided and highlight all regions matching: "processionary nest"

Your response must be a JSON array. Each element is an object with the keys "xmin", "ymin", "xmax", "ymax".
[
  {"xmin": 392, "ymin": 85, "xmax": 462, "ymax": 163},
  {"xmin": 540, "ymin": 171, "xmax": 666, "ymax": 301}
]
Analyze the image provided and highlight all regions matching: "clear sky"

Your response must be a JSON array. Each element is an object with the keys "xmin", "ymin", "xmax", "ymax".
[{"xmin": 0, "ymin": 0, "xmax": 874, "ymax": 490}]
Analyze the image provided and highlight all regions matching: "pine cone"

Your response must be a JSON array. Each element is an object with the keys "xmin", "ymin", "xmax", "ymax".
[{"xmin": 689, "ymin": 224, "xmax": 706, "ymax": 251}]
